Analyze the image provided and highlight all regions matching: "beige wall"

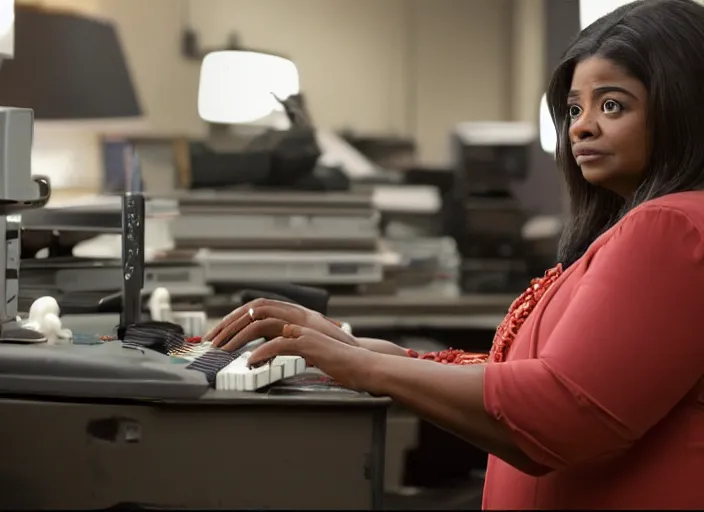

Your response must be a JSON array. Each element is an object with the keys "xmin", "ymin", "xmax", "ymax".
[
  {"xmin": 18, "ymin": 0, "xmax": 203, "ymax": 135},
  {"xmin": 412, "ymin": 0, "xmax": 514, "ymax": 164},
  {"xmin": 97, "ymin": 0, "xmax": 202, "ymax": 135},
  {"xmin": 190, "ymin": 0, "xmax": 519, "ymax": 165},
  {"xmin": 14, "ymin": 0, "xmax": 546, "ymax": 187},
  {"xmin": 510, "ymin": 0, "xmax": 546, "ymax": 124},
  {"xmin": 17, "ymin": 0, "xmax": 203, "ymax": 189},
  {"xmin": 192, "ymin": 0, "xmax": 409, "ymax": 136}
]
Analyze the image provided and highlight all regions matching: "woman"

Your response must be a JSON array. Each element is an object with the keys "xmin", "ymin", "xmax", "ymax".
[{"xmin": 205, "ymin": 0, "xmax": 704, "ymax": 508}]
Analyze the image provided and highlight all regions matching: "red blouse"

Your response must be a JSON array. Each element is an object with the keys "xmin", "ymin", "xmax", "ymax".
[{"xmin": 481, "ymin": 191, "xmax": 704, "ymax": 509}]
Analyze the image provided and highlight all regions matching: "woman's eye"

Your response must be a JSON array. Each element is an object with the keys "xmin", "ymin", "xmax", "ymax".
[
  {"xmin": 603, "ymin": 99, "xmax": 622, "ymax": 114},
  {"xmin": 568, "ymin": 105, "xmax": 582, "ymax": 119}
]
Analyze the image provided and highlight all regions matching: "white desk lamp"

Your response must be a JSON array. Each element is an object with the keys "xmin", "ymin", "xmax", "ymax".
[
  {"xmin": 198, "ymin": 50, "xmax": 300, "ymax": 127},
  {"xmin": 540, "ymin": 0, "xmax": 635, "ymax": 155}
]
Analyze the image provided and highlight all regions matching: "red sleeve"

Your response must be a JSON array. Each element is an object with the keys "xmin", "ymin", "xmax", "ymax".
[{"xmin": 483, "ymin": 205, "xmax": 704, "ymax": 470}]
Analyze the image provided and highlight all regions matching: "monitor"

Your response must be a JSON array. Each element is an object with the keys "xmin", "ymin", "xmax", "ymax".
[{"xmin": 451, "ymin": 122, "xmax": 536, "ymax": 194}]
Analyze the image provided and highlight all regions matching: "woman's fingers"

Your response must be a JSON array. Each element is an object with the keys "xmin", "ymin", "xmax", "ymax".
[
  {"xmin": 203, "ymin": 303, "xmax": 249, "ymax": 341},
  {"xmin": 209, "ymin": 312, "xmax": 252, "ymax": 347},
  {"xmin": 204, "ymin": 299, "xmax": 303, "ymax": 342},
  {"xmin": 248, "ymin": 336, "xmax": 299, "ymax": 366},
  {"xmin": 283, "ymin": 323, "xmax": 304, "ymax": 338},
  {"xmin": 247, "ymin": 325, "xmax": 371, "ymax": 392},
  {"xmin": 209, "ymin": 303, "xmax": 302, "ymax": 348},
  {"xmin": 220, "ymin": 317, "xmax": 288, "ymax": 352},
  {"xmin": 247, "ymin": 324, "xmax": 308, "ymax": 366}
]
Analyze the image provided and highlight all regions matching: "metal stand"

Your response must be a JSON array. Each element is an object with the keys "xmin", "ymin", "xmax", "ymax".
[{"xmin": 120, "ymin": 192, "xmax": 145, "ymax": 329}]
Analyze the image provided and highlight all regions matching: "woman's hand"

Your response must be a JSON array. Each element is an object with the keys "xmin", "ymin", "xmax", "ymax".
[
  {"xmin": 248, "ymin": 324, "xmax": 379, "ymax": 393},
  {"xmin": 203, "ymin": 298, "xmax": 358, "ymax": 352}
]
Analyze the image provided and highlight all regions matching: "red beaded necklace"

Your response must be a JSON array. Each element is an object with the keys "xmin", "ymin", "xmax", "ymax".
[{"xmin": 406, "ymin": 264, "xmax": 564, "ymax": 365}]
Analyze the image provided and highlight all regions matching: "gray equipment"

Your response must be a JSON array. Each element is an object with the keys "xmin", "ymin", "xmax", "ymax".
[
  {"xmin": 449, "ymin": 122, "xmax": 535, "ymax": 293},
  {"xmin": 196, "ymin": 248, "xmax": 384, "ymax": 286},
  {"xmin": 0, "ymin": 340, "xmax": 208, "ymax": 399},
  {"xmin": 168, "ymin": 189, "xmax": 381, "ymax": 251},
  {"xmin": 20, "ymin": 257, "xmax": 210, "ymax": 303},
  {"xmin": 165, "ymin": 189, "xmax": 387, "ymax": 289},
  {"xmin": 0, "ymin": 107, "xmax": 51, "ymax": 342},
  {"xmin": 19, "ymin": 195, "xmax": 212, "ymax": 315}
]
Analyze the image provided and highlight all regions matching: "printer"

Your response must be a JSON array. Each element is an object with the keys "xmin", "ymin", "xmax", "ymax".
[{"xmin": 448, "ymin": 121, "xmax": 537, "ymax": 294}]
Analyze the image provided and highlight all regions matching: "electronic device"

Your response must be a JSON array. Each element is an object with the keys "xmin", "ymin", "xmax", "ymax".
[
  {"xmin": 168, "ymin": 189, "xmax": 380, "ymax": 251},
  {"xmin": 448, "ymin": 122, "xmax": 536, "ymax": 293}
]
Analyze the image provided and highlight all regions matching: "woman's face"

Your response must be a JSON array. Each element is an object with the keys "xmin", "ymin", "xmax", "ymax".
[{"xmin": 567, "ymin": 56, "xmax": 649, "ymax": 197}]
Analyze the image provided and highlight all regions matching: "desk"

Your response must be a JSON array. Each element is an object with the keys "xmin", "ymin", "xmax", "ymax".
[{"xmin": 0, "ymin": 388, "xmax": 389, "ymax": 510}]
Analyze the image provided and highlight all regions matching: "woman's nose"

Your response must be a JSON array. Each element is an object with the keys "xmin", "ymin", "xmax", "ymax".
[{"xmin": 569, "ymin": 111, "xmax": 600, "ymax": 142}]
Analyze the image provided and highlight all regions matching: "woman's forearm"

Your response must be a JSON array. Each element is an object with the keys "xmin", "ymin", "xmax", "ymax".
[
  {"xmin": 356, "ymin": 337, "xmax": 409, "ymax": 357},
  {"xmin": 364, "ymin": 352, "xmax": 550, "ymax": 476}
]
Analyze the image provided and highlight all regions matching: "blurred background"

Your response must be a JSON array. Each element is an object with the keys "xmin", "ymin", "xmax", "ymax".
[
  {"xmin": 0, "ymin": 0, "xmax": 642, "ymax": 509},
  {"xmin": 14, "ymin": 0, "xmax": 562, "ymax": 207}
]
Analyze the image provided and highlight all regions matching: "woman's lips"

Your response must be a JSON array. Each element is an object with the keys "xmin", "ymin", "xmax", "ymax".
[{"xmin": 575, "ymin": 153, "xmax": 607, "ymax": 164}]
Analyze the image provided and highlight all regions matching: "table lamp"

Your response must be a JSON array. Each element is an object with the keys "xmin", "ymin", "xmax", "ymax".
[
  {"xmin": 0, "ymin": 4, "xmax": 142, "ymax": 191},
  {"xmin": 0, "ymin": 4, "xmax": 141, "ymax": 119},
  {"xmin": 198, "ymin": 50, "xmax": 299, "ymax": 126},
  {"xmin": 540, "ymin": 0, "xmax": 634, "ymax": 155}
]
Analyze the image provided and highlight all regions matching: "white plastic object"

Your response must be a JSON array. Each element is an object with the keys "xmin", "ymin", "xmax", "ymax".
[
  {"xmin": 172, "ymin": 311, "xmax": 207, "ymax": 339},
  {"xmin": 149, "ymin": 287, "xmax": 205, "ymax": 338},
  {"xmin": 23, "ymin": 296, "xmax": 72, "ymax": 345},
  {"xmin": 148, "ymin": 287, "xmax": 174, "ymax": 323}
]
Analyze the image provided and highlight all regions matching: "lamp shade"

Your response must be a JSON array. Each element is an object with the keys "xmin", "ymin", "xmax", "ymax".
[
  {"xmin": 198, "ymin": 50, "xmax": 299, "ymax": 124},
  {"xmin": 0, "ymin": 5, "xmax": 141, "ymax": 119}
]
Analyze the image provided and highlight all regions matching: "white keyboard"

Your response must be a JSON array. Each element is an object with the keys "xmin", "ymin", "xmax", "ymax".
[{"xmin": 215, "ymin": 351, "xmax": 307, "ymax": 391}]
